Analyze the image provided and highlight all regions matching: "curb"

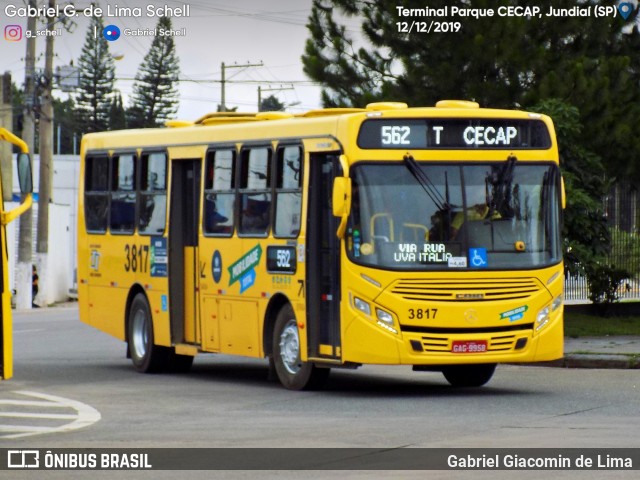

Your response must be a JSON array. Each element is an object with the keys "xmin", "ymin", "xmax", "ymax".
[{"xmin": 539, "ymin": 354, "xmax": 640, "ymax": 369}]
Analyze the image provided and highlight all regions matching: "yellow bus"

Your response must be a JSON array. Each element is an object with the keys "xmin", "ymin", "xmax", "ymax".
[
  {"xmin": 0, "ymin": 127, "xmax": 34, "ymax": 380},
  {"xmin": 78, "ymin": 101, "xmax": 564, "ymax": 389}
]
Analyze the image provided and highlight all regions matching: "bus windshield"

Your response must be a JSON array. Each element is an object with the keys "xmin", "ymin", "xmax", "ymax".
[{"xmin": 347, "ymin": 161, "xmax": 562, "ymax": 271}]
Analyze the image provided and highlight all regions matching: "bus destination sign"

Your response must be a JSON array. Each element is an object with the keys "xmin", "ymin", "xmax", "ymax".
[{"xmin": 357, "ymin": 118, "xmax": 551, "ymax": 150}]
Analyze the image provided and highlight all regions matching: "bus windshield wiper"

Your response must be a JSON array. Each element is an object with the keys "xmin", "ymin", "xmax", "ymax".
[
  {"xmin": 403, "ymin": 153, "xmax": 449, "ymax": 212},
  {"xmin": 488, "ymin": 154, "xmax": 516, "ymax": 218}
]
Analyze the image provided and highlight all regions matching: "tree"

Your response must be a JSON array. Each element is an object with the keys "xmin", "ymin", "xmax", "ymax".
[
  {"xmin": 109, "ymin": 91, "xmax": 127, "ymax": 130},
  {"xmin": 76, "ymin": 15, "xmax": 115, "ymax": 133},
  {"xmin": 10, "ymin": 82, "xmax": 24, "ymax": 135},
  {"xmin": 53, "ymin": 96, "xmax": 80, "ymax": 154},
  {"xmin": 531, "ymin": 99, "xmax": 609, "ymax": 270},
  {"xmin": 127, "ymin": 17, "xmax": 180, "ymax": 128},
  {"xmin": 302, "ymin": 0, "xmax": 640, "ymax": 181},
  {"xmin": 260, "ymin": 94, "xmax": 285, "ymax": 112}
]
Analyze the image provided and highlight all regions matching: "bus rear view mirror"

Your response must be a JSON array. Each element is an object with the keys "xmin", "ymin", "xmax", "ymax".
[
  {"xmin": 332, "ymin": 177, "xmax": 351, "ymax": 218},
  {"xmin": 332, "ymin": 176, "xmax": 351, "ymax": 239},
  {"xmin": 17, "ymin": 152, "xmax": 33, "ymax": 194}
]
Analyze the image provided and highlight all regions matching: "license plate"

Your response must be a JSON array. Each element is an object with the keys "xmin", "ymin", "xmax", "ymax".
[{"xmin": 451, "ymin": 340, "xmax": 487, "ymax": 353}]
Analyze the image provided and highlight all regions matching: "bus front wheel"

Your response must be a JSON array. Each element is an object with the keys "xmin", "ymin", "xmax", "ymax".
[
  {"xmin": 272, "ymin": 305, "xmax": 330, "ymax": 390},
  {"xmin": 442, "ymin": 364, "xmax": 496, "ymax": 387},
  {"xmin": 128, "ymin": 293, "xmax": 170, "ymax": 373}
]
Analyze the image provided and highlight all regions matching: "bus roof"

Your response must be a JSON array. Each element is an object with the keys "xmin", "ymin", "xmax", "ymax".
[{"xmin": 81, "ymin": 101, "xmax": 554, "ymax": 151}]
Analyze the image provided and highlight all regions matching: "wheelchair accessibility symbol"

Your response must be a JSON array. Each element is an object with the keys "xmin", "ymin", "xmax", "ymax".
[{"xmin": 469, "ymin": 248, "xmax": 488, "ymax": 268}]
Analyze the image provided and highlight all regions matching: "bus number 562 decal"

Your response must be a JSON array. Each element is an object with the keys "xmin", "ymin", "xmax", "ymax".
[{"xmin": 124, "ymin": 244, "xmax": 150, "ymax": 273}]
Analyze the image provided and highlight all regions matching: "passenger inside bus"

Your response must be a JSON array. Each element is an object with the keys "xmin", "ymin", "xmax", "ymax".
[
  {"xmin": 450, "ymin": 202, "xmax": 501, "ymax": 239},
  {"xmin": 240, "ymin": 195, "xmax": 270, "ymax": 234},
  {"xmin": 204, "ymin": 195, "xmax": 231, "ymax": 234}
]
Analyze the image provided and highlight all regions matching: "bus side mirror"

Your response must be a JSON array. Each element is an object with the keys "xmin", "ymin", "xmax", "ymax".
[
  {"xmin": 332, "ymin": 177, "xmax": 351, "ymax": 238},
  {"xmin": 1, "ymin": 153, "xmax": 32, "ymax": 225},
  {"xmin": 17, "ymin": 152, "xmax": 33, "ymax": 194},
  {"xmin": 332, "ymin": 177, "xmax": 351, "ymax": 217}
]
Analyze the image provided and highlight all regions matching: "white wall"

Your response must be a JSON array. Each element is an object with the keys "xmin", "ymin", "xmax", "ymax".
[{"xmin": 8, "ymin": 153, "xmax": 79, "ymax": 303}]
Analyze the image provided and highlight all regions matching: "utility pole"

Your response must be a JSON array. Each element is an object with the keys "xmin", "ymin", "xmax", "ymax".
[
  {"xmin": 219, "ymin": 61, "xmax": 263, "ymax": 112},
  {"xmin": 0, "ymin": 72, "xmax": 12, "ymax": 201},
  {"xmin": 17, "ymin": 0, "xmax": 38, "ymax": 310},
  {"xmin": 36, "ymin": 0, "xmax": 56, "ymax": 307}
]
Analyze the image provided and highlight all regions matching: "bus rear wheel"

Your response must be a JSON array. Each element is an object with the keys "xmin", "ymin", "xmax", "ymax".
[
  {"xmin": 442, "ymin": 364, "xmax": 496, "ymax": 387},
  {"xmin": 273, "ymin": 305, "xmax": 330, "ymax": 390},
  {"xmin": 128, "ymin": 293, "xmax": 170, "ymax": 373}
]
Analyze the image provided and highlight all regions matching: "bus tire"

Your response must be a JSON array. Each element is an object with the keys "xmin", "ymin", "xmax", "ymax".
[
  {"xmin": 128, "ymin": 293, "xmax": 170, "ymax": 373},
  {"xmin": 442, "ymin": 364, "xmax": 496, "ymax": 387},
  {"xmin": 273, "ymin": 305, "xmax": 330, "ymax": 390}
]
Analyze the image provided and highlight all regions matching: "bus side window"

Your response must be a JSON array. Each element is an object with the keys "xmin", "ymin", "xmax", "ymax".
[
  {"xmin": 84, "ymin": 155, "xmax": 109, "ymax": 233},
  {"xmin": 139, "ymin": 152, "xmax": 167, "ymax": 235},
  {"xmin": 203, "ymin": 149, "xmax": 235, "ymax": 236},
  {"xmin": 239, "ymin": 147, "xmax": 271, "ymax": 236},
  {"xmin": 110, "ymin": 153, "xmax": 136, "ymax": 234},
  {"xmin": 274, "ymin": 145, "xmax": 302, "ymax": 237}
]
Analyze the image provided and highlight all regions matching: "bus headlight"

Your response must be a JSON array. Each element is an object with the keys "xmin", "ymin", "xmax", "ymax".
[
  {"xmin": 353, "ymin": 296, "xmax": 371, "ymax": 316},
  {"xmin": 376, "ymin": 308, "xmax": 393, "ymax": 325},
  {"xmin": 537, "ymin": 295, "xmax": 562, "ymax": 332},
  {"xmin": 536, "ymin": 305, "xmax": 550, "ymax": 331},
  {"xmin": 376, "ymin": 308, "xmax": 398, "ymax": 334}
]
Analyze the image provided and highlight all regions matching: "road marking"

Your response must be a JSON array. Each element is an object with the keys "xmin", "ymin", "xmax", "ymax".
[
  {"xmin": 0, "ymin": 390, "xmax": 101, "ymax": 439},
  {"xmin": 0, "ymin": 412, "xmax": 78, "ymax": 419},
  {"xmin": 0, "ymin": 400, "xmax": 71, "ymax": 407}
]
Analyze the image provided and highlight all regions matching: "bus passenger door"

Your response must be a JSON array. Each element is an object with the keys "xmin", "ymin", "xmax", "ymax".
[
  {"xmin": 168, "ymin": 159, "xmax": 201, "ymax": 346},
  {"xmin": 306, "ymin": 154, "xmax": 341, "ymax": 360}
]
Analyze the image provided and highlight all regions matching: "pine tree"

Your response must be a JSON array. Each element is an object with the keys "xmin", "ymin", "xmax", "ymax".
[
  {"xmin": 76, "ymin": 15, "xmax": 115, "ymax": 133},
  {"xmin": 53, "ymin": 96, "xmax": 79, "ymax": 153},
  {"xmin": 127, "ymin": 17, "xmax": 180, "ymax": 128},
  {"xmin": 109, "ymin": 91, "xmax": 127, "ymax": 130}
]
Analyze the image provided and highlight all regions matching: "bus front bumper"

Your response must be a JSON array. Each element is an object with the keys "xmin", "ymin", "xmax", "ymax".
[{"xmin": 341, "ymin": 310, "xmax": 563, "ymax": 366}]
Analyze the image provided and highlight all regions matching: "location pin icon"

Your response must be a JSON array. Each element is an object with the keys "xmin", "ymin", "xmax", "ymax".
[{"xmin": 618, "ymin": 2, "xmax": 633, "ymax": 20}]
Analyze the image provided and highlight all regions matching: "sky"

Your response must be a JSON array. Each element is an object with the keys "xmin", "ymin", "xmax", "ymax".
[{"xmin": 0, "ymin": 0, "xmax": 329, "ymax": 120}]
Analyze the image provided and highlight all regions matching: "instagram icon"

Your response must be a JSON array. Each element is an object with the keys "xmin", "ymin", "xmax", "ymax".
[{"xmin": 4, "ymin": 25, "xmax": 22, "ymax": 41}]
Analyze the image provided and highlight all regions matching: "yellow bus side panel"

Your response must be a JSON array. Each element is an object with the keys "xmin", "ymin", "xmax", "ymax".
[
  {"xmin": 86, "ymin": 286, "xmax": 128, "ymax": 341},
  {"xmin": 201, "ymin": 295, "xmax": 220, "ymax": 352},
  {"xmin": 146, "ymin": 290, "xmax": 171, "ymax": 347},
  {"xmin": 219, "ymin": 299, "xmax": 260, "ymax": 357}
]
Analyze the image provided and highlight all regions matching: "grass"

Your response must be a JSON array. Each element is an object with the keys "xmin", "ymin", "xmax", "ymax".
[{"xmin": 564, "ymin": 310, "xmax": 640, "ymax": 337}]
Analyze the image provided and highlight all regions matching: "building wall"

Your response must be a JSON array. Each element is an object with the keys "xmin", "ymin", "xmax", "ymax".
[{"xmin": 8, "ymin": 153, "xmax": 79, "ymax": 303}]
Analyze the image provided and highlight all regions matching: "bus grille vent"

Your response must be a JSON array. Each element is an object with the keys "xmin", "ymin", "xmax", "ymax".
[
  {"xmin": 390, "ymin": 278, "xmax": 541, "ymax": 302},
  {"xmin": 421, "ymin": 334, "xmax": 518, "ymax": 353}
]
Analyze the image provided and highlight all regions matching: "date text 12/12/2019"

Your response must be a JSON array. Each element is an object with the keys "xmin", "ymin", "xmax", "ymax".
[{"xmin": 396, "ymin": 21, "xmax": 462, "ymax": 33}]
